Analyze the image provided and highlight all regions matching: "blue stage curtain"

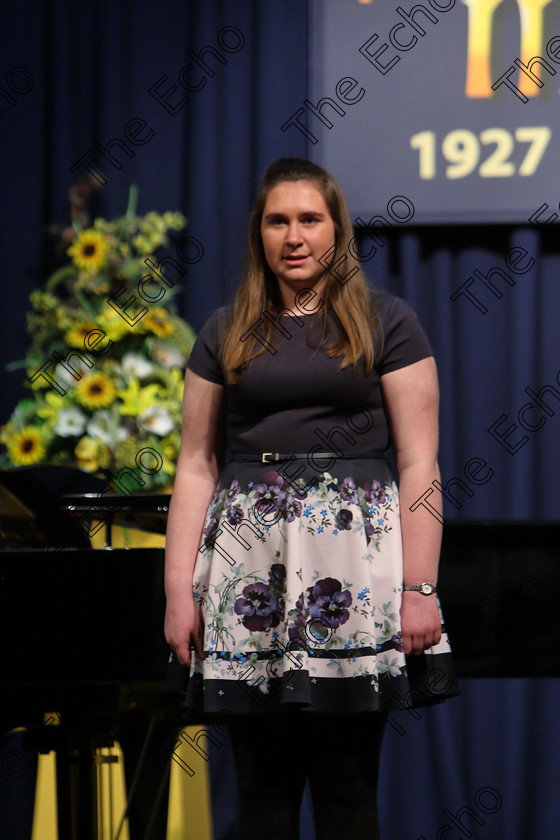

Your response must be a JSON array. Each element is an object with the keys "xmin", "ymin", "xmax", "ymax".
[
  {"xmin": 1, "ymin": 2, "xmax": 559, "ymax": 839},
  {"xmin": 363, "ymin": 222, "xmax": 560, "ymax": 521},
  {"xmin": 0, "ymin": 0, "xmax": 309, "ymax": 421}
]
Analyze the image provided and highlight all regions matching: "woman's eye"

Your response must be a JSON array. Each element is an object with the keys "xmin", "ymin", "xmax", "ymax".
[{"xmin": 265, "ymin": 215, "xmax": 320, "ymax": 226}]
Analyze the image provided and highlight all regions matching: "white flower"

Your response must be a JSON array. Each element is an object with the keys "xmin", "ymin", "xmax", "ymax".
[
  {"xmin": 121, "ymin": 352, "xmax": 154, "ymax": 379},
  {"xmin": 376, "ymin": 655, "xmax": 402, "ymax": 678},
  {"xmin": 54, "ymin": 407, "xmax": 87, "ymax": 437},
  {"xmin": 152, "ymin": 341, "xmax": 185, "ymax": 368},
  {"xmin": 55, "ymin": 361, "xmax": 92, "ymax": 388},
  {"xmin": 86, "ymin": 410, "xmax": 129, "ymax": 445},
  {"xmin": 137, "ymin": 405, "xmax": 174, "ymax": 436}
]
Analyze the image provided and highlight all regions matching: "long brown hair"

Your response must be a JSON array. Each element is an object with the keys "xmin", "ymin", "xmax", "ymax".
[{"xmin": 221, "ymin": 158, "xmax": 380, "ymax": 384}]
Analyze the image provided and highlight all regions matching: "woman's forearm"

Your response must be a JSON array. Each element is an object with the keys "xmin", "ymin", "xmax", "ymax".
[
  {"xmin": 397, "ymin": 459, "xmax": 442, "ymax": 585},
  {"xmin": 165, "ymin": 372, "xmax": 225, "ymax": 608},
  {"xmin": 164, "ymin": 461, "xmax": 218, "ymax": 602}
]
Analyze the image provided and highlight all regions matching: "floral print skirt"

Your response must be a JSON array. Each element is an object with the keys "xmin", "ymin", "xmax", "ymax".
[{"xmin": 165, "ymin": 456, "xmax": 460, "ymax": 717}]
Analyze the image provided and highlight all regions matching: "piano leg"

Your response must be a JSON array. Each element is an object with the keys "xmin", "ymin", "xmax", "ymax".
[
  {"xmin": 118, "ymin": 708, "xmax": 184, "ymax": 840},
  {"xmin": 54, "ymin": 731, "xmax": 98, "ymax": 840},
  {"xmin": 0, "ymin": 730, "xmax": 38, "ymax": 840}
]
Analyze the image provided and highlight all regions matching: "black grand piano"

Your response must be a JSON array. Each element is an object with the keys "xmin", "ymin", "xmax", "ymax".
[
  {"xmin": 1, "ymin": 465, "xmax": 559, "ymax": 839},
  {"xmin": 0, "ymin": 466, "xmax": 183, "ymax": 840}
]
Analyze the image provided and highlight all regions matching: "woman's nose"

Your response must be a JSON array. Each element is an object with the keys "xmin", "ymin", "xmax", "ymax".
[{"xmin": 286, "ymin": 223, "xmax": 302, "ymax": 244}]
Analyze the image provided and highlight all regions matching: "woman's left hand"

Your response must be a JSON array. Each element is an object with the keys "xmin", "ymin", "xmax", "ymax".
[{"xmin": 400, "ymin": 592, "xmax": 442, "ymax": 655}]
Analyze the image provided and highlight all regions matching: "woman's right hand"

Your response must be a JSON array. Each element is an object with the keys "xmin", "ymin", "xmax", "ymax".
[{"xmin": 164, "ymin": 594, "xmax": 204, "ymax": 667}]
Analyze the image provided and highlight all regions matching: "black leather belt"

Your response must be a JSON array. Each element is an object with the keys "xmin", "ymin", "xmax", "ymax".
[{"xmin": 231, "ymin": 452, "xmax": 386, "ymax": 464}]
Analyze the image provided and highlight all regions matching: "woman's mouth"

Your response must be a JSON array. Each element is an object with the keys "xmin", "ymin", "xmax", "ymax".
[{"xmin": 284, "ymin": 255, "xmax": 309, "ymax": 265}]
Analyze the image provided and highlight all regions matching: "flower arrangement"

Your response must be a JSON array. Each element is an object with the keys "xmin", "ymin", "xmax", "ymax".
[{"xmin": 0, "ymin": 186, "xmax": 196, "ymax": 490}]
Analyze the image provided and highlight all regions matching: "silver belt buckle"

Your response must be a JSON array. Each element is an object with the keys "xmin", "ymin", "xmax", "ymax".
[{"xmin": 261, "ymin": 452, "xmax": 278, "ymax": 463}]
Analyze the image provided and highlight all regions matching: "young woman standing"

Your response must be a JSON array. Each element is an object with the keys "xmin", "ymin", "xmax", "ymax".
[{"xmin": 164, "ymin": 158, "xmax": 459, "ymax": 839}]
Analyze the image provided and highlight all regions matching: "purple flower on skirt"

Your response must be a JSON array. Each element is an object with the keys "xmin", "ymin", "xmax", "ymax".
[
  {"xmin": 307, "ymin": 577, "xmax": 352, "ymax": 629},
  {"xmin": 262, "ymin": 470, "xmax": 286, "ymax": 488},
  {"xmin": 268, "ymin": 563, "xmax": 287, "ymax": 593},
  {"xmin": 203, "ymin": 517, "xmax": 219, "ymax": 543},
  {"xmin": 282, "ymin": 497, "xmax": 302, "ymax": 523},
  {"xmin": 335, "ymin": 508, "xmax": 353, "ymax": 530},
  {"xmin": 253, "ymin": 483, "xmax": 286, "ymax": 517},
  {"xmin": 209, "ymin": 482, "xmax": 223, "ymax": 506},
  {"xmin": 234, "ymin": 582, "xmax": 284, "ymax": 632},
  {"xmin": 226, "ymin": 480, "xmax": 241, "ymax": 502},
  {"xmin": 287, "ymin": 590, "xmax": 309, "ymax": 645},
  {"xmin": 363, "ymin": 519, "xmax": 377, "ymax": 545},
  {"xmin": 391, "ymin": 634, "xmax": 404, "ymax": 652},
  {"xmin": 287, "ymin": 612, "xmax": 308, "ymax": 646},
  {"xmin": 363, "ymin": 480, "xmax": 386, "ymax": 505},
  {"xmin": 339, "ymin": 477, "xmax": 358, "ymax": 503},
  {"xmin": 226, "ymin": 505, "xmax": 244, "ymax": 527}
]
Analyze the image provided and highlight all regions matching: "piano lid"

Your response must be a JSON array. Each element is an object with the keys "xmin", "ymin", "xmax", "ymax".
[
  {"xmin": 60, "ymin": 490, "xmax": 171, "ymax": 536},
  {"xmin": 0, "ymin": 464, "xmax": 172, "ymax": 549},
  {"xmin": 0, "ymin": 464, "xmax": 108, "ymax": 549}
]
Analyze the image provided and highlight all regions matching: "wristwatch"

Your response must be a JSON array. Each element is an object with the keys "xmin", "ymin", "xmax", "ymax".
[{"xmin": 403, "ymin": 582, "xmax": 437, "ymax": 595}]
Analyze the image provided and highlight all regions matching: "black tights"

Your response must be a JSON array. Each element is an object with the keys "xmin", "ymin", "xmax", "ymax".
[{"xmin": 227, "ymin": 712, "xmax": 387, "ymax": 840}]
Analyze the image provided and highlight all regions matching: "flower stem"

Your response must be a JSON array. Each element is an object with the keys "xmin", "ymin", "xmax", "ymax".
[
  {"xmin": 126, "ymin": 184, "xmax": 139, "ymax": 220},
  {"xmin": 72, "ymin": 287, "xmax": 98, "ymax": 320}
]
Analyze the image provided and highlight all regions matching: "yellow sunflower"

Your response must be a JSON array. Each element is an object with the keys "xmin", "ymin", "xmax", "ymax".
[
  {"xmin": 65, "ymin": 320, "xmax": 98, "ymax": 348},
  {"xmin": 75, "ymin": 372, "xmax": 117, "ymax": 409},
  {"xmin": 143, "ymin": 308, "xmax": 174, "ymax": 338},
  {"xmin": 7, "ymin": 427, "xmax": 47, "ymax": 466},
  {"xmin": 67, "ymin": 228, "xmax": 110, "ymax": 274}
]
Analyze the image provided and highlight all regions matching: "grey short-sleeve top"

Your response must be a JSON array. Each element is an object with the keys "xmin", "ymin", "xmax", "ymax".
[{"xmin": 186, "ymin": 292, "xmax": 433, "ymax": 455}]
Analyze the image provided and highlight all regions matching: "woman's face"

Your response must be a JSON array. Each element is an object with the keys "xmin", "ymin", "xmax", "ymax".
[{"xmin": 260, "ymin": 180, "xmax": 336, "ymax": 307}]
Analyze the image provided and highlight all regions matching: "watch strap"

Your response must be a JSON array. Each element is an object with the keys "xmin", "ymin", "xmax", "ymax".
[{"xmin": 403, "ymin": 583, "xmax": 437, "ymax": 595}]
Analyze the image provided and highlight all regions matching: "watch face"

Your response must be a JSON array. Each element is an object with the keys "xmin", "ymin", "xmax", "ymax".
[{"xmin": 421, "ymin": 583, "xmax": 433, "ymax": 595}]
